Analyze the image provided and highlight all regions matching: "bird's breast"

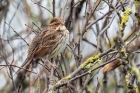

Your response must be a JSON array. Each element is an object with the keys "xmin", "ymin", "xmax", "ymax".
[{"xmin": 49, "ymin": 29, "xmax": 69, "ymax": 58}]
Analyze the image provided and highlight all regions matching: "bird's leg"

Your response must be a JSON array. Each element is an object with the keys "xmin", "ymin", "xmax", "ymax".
[
  {"xmin": 48, "ymin": 59, "xmax": 57, "ymax": 69},
  {"xmin": 45, "ymin": 55, "xmax": 57, "ymax": 69}
]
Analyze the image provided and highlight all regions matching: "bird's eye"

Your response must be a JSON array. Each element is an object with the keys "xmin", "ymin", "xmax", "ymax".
[{"xmin": 55, "ymin": 23, "xmax": 58, "ymax": 25}]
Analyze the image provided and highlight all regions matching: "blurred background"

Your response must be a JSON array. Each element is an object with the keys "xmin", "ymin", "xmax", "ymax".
[{"xmin": 0, "ymin": 0, "xmax": 140, "ymax": 93}]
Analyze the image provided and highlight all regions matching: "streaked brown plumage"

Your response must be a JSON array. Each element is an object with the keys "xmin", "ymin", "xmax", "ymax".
[{"xmin": 17, "ymin": 17, "xmax": 69, "ymax": 73}]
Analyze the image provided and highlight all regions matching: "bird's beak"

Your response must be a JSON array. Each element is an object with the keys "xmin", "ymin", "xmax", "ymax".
[
  {"xmin": 60, "ymin": 26, "xmax": 67, "ymax": 30},
  {"xmin": 61, "ymin": 23, "xmax": 65, "ymax": 25},
  {"xmin": 59, "ymin": 24, "xmax": 67, "ymax": 31}
]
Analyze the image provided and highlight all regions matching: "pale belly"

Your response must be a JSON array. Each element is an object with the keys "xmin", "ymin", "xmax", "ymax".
[{"xmin": 49, "ymin": 30, "xmax": 69, "ymax": 58}]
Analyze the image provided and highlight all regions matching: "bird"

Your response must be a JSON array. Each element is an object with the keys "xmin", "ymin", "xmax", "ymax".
[{"xmin": 16, "ymin": 17, "xmax": 69, "ymax": 74}]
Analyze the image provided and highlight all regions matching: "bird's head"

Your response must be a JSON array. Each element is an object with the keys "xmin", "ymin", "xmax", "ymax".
[{"xmin": 49, "ymin": 17, "xmax": 67, "ymax": 31}]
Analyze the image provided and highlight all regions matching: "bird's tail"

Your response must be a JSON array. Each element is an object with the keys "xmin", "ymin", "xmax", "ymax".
[
  {"xmin": 15, "ymin": 57, "xmax": 32, "ymax": 75},
  {"xmin": 8, "ymin": 57, "xmax": 32, "ymax": 92}
]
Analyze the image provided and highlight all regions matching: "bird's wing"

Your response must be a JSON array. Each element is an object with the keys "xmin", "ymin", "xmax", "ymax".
[
  {"xmin": 15, "ymin": 28, "xmax": 50, "ymax": 75},
  {"xmin": 33, "ymin": 28, "xmax": 61, "ymax": 58},
  {"xmin": 27, "ymin": 31, "xmax": 44, "ymax": 57}
]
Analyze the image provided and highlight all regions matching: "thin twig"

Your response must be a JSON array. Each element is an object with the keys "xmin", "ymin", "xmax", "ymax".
[
  {"xmin": 52, "ymin": 0, "xmax": 55, "ymax": 17},
  {"xmin": 32, "ymin": 22, "xmax": 42, "ymax": 32},
  {"xmin": 5, "ymin": 22, "xmax": 29, "ymax": 46},
  {"xmin": 31, "ymin": 0, "xmax": 53, "ymax": 16}
]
